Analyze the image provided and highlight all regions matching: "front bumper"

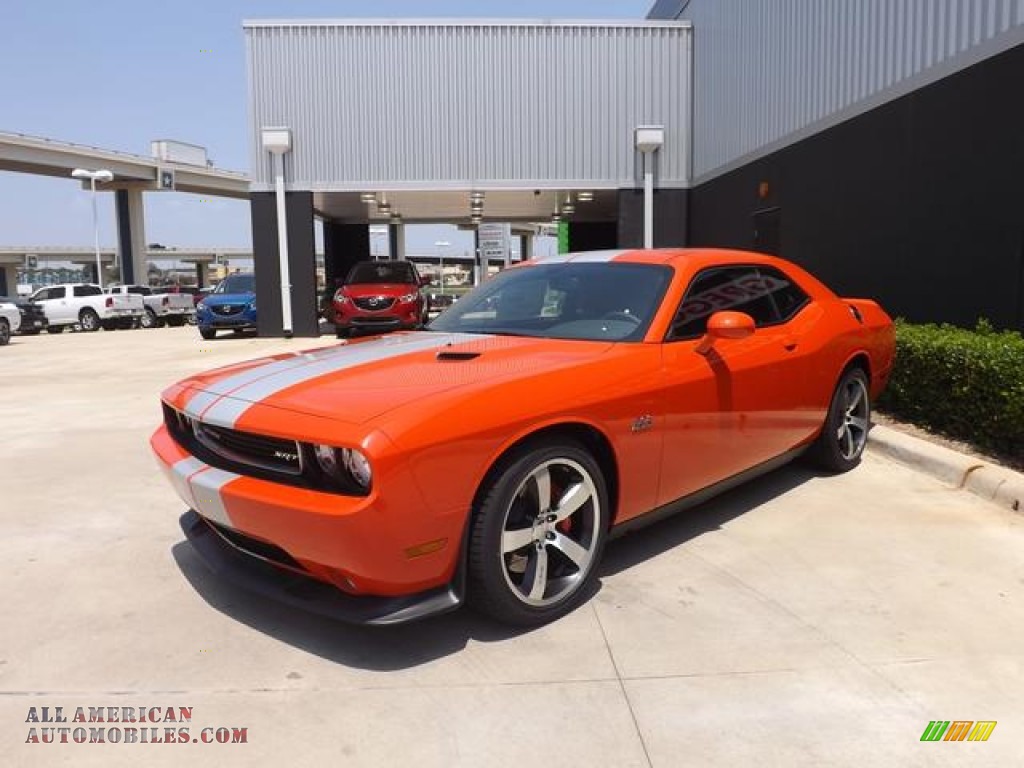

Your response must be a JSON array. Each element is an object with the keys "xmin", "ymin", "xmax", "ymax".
[
  {"xmin": 152, "ymin": 423, "xmax": 465, "ymax": 622},
  {"xmin": 180, "ymin": 510, "xmax": 461, "ymax": 625}
]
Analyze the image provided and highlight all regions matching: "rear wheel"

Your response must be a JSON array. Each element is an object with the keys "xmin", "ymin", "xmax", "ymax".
[
  {"xmin": 140, "ymin": 308, "xmax": 158, "ymax": 329},
  {"xmin": 0, "ymin": 318, "xmax": 9, "ymax": 346},
  {"xmin": 79, "ymin": 309, "xmax": 100, "ymax": 332},
  {"xmin": 468, "ymin": 440, "xmax": 608, "ymax": 626},
  {"xmin": 809, "ymin": 367, "xmax": 871, "ymax": 473},
  {"xmin": 166, "ymin": 316, "xmax": 186, "ymax": 327},
  {"xmin": 46, "ymin": 325, "xmax": 65, "ymax": 334},
  {"xmin": 199, "ymin": 328, "xmax": 217, "ymax": 340}
]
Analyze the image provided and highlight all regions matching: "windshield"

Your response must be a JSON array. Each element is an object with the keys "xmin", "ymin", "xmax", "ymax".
[
  {"xmin": 215, "ymin": 274, "xmax": 255, "ymax": 294},
  {"xmin": 428, "ymin": 262, "xmax": 672, "ymax": 342},
  {"xmin": 346, "ymin": 262, "xmax": 416, "ymax": 285}
]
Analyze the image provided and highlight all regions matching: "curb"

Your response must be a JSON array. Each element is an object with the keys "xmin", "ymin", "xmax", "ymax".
[{"xmin": 867, "ymin": 424, "xmax": 1024, "ymax": 513}]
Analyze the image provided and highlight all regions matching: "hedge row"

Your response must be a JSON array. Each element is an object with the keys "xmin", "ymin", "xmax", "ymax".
[{"xmin": 877, "ymin": 319, "xmax": 1024, "ymax": 458}]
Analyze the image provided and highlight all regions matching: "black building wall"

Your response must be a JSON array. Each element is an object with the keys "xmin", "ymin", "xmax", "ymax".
[{"xmin": 688, "ymin": 42, "xmax": 1024, "ymax": 330}]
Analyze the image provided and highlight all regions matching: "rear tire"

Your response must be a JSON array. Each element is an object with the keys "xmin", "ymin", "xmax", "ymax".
[
  {"xmin": 141, "ymin": 308, "xmax": 158, "ymax": 329},
  {"xmin": 79, "ymin": 308, "xmax": 100, "ymax": 332},
  {"xmin": 47, "ymin": 325, "xmax": 65, "ymax": 334},
  {"xmin": 467, "ymin": 439, "xmax": 608, "ymax": 626},
  {"xmin": 0, "ymin": 318, "xmax": 9, "ymax": 346},
  {"xmin": 199, "ymin": 328, "xmax": 217, "ymax": 340},
  {"xmin": 809, "ymin": 367, "xmax": 871, "ymax": 473},
  {"xmin": 166, "ymin": 316, "xmax": 185, "ymax": 327}
]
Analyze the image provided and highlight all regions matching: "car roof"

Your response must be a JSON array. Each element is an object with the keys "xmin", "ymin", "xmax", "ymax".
[{"xmin": 533, "ymin": 247, "xmax": 791, "ymax": 269}]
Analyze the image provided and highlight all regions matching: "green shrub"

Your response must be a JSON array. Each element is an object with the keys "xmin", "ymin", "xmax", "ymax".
[{"xmin": 878, "ymin": 320, "xmax": 1024, "ymax": 458}]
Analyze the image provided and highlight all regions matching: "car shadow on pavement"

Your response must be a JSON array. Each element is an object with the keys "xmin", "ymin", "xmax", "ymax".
[
  {"xmin": 170, "ymin": 461, "xmax": 817, "ymax": 671},
  {"xmin": 599, "ymin": 462, "xmax": 817, "ymax": 578},
  {"xmin": 172, "ymin": 542, "xmax": 533, "ymax": 670}
]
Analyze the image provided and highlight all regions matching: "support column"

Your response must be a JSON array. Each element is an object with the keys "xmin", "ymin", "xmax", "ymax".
[
  {"xmin": 1, "ymin": 264, "xmax": 17, "ymax": 296},
  {"xmin": 388, "ymin": 221, "xmax": 406, "ymax": 261},
  {"xmin": 519, "ymin": 234, "xmax": 533, "ymax": 261},
  {"xmin": 195, "ymin": 262, "xmax": 208, "ymax": 288},
  {"xmin": 250, "ymin": 190, "xmax": 318, "ymax": 337},
  {"xmin": 115, "ymin": 189, "xmax": 147, "ymax": 285},
  {"xmin": 567, "ymin": 221, "xmax": 618, "ymax": 251},
  {"xmin": 616, "ymin": 188, "xmax": 689, "ymax": 248},
  {"xmin": 324, "ymin": 222, "xmax": 370, "ymax": 291}
]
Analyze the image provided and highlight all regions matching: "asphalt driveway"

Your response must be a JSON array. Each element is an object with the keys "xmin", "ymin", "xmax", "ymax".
[{"xmin": 1, "ymin": 327, "xmax": 1021, "ymax": 767}]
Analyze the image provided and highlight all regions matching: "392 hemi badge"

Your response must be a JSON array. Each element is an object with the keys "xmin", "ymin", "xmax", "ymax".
[
  {"xmin": 273, "ymin": 450, "xmax": 299, "ymax": 462},
  {"xmin": 631, "ymin": 415, "xmax": 654, "ymax": 433}
]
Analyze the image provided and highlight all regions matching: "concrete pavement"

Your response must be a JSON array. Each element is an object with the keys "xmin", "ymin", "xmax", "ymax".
[{"xmin": 1, "ymin": 327, "xmax": 1022, "ymax": 767}]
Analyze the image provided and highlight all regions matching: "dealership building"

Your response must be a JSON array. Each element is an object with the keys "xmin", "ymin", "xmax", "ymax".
[{"xmin": 246, "ymin": 1, "xmax": 1024, "ymax": 336}]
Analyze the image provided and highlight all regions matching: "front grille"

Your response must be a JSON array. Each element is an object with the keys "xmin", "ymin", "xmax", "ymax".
[
  {"xmin": 212, "ymin": 304, "xmax": 243, "ymax": 316},
  {"xmin": 193, "ymin": 421, "xmax": 302, "ymax": 476},
  {"xmin": 161, "ymin": 403, "xmax": 368, "ymax": 497},
  {"xmin": 353, "ymin": 296, "xmax": 395, "ymax": 311}
]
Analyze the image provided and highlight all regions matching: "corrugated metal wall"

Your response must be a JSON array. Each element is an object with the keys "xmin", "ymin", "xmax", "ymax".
[
  {"xmin": 651, "ymin": 0, "xmax": 1024, "ymax": 182},
  {"xmin": 246, "ymin": 21, "xmax": 691, "ymax": 191}
]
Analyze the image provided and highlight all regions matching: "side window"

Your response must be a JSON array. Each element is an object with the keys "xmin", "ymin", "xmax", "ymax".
[
  {"xmin": 760, "ymin": 266, "xmax": 809, "ymax": 321},
  {"xmin": 74, "ymin": 285, "xmax": 102, "ymax": 297},
  {"xmin": 669, "ymin": 267, "xmax": 778, "ymax": 339},
  {"xmin": 668, "ymin": 266, "xmax": 810, "ymax": 340}
]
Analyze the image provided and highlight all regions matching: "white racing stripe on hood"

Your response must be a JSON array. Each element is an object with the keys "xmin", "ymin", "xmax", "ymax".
[
  {"xmin": 188, "ymin": 467, "xmax": 240, "ymax": 528},
  {"xmin": 183, "ymin": 344, "xmax": 347, "ymax": 421},
  {"xmin": 199, "ymin": 332, "xmax": 489, "ymax": 428}
]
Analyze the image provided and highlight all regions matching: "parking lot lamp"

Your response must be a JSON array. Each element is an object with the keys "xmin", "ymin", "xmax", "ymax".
[{"xmin": 71, "ymin": 168, "xmax": 113, "ymax": 288}]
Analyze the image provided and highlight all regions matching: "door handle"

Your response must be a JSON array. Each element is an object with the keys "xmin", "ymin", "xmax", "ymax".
[{"xmin": 783, "ymin": 338, "xmax": 798, "ymax": 352}]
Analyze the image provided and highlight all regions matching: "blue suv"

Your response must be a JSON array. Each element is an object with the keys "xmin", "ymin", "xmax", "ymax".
[{"xmin": 197, "ymin": 273, "xmax": 257, "ymax": 339}]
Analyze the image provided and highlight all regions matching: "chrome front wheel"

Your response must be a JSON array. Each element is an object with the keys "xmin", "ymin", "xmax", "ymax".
[{"xmin": 469, "ymin": 441, "xmax": 608, "ymax": 625}]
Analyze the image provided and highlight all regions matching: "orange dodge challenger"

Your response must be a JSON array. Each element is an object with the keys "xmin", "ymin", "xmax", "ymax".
[{"xmin": 152, "ymin": 249, "xmax": 894, "ymax": 626}]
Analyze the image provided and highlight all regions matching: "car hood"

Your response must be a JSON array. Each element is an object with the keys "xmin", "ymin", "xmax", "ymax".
[
  {"xmin": 202, "ymin": 292, "xmax": 255, "ymax": 306},
  {"xmin": 173, "ymin": 331, "xmax": 614, "ymax": 428},
  {"xmin": 340, "ymin": 283, "xmax": 417, "ymax": 298}
]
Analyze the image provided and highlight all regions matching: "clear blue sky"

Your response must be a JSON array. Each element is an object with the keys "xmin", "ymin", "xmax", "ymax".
[{"xmin": 1, "ymin": 0, "xmax": 655, "ymax": 258}]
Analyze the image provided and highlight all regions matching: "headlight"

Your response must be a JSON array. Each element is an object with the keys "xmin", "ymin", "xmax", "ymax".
[
  {"xmin": 313, "ymin": 444, "xmax": 372, "ymax": 491},
  {"xmin": 341, "ymin": 448, "xmax": 372, "ymax": 488},
  {"xmin": 398, "ymin": 292, "xmax": 418, "ymax": 303},
  {"xmin": 248, "ymin": 300, "xmax": 256, "ymax": 311},
  {"xmin": 197, "ymin": 301, "xmax": 207, "ymax": 312},
  {"xmin": 333, "ymin": 290, "xmax": 350, "ymax": 304}
]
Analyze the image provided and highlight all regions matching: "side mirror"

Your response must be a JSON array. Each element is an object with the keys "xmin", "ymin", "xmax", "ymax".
[{"xmin": 695, "ymin": 311, "xmax": 755, "ymax": 356}]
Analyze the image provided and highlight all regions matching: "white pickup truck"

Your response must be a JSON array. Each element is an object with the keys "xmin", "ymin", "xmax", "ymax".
[
  {"xmin": 106, "ymin": 284, "xmax": 195, "ymax": 328},
  {"xmin": 29, "ymin": 283, "xmax": 145, "ymax": 333}
]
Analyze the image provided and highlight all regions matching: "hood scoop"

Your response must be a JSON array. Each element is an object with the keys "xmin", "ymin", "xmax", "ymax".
[{"xmin": 436, "ymin": 349, "xmax": 481, "ymax": 362}]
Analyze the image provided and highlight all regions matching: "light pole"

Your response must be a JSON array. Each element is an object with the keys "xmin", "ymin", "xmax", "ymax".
[
  {"xmin": 433, "ymin": 240, "xmax": 449, "ymax": 294},
  {"xmin": 71, "ymin": 168, "xmax": 113, "ymax": 288}
]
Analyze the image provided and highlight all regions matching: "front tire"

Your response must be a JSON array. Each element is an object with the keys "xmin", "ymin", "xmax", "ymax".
[
  {"xmin": 468, "ymin": 440, "xmax": 608, "ymax": 626},
  {"xmin": 141, "ymin": 308, "xmax": 158, "ymax": 329},
  {"xmin": 809, "ymin": 367, "xmax": 871, "ymax": 473},
  {"xmin": 0, "ymin": 318, "xmax": 9, "ymax": 346},
  {"xmin": 199, "ymin": 328, "xmax": 217, "ymax": 340}
]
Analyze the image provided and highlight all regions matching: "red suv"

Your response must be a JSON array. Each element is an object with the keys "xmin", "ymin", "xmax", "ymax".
[{"xmin": 332, "ymin": 260, "xmax": 430, "ymax": 338}]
